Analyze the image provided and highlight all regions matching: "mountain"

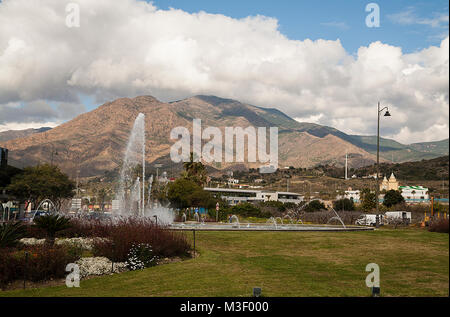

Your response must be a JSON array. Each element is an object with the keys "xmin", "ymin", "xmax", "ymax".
[
  {"xmin": 0, "ymin": 127, "xmax": 52, "ymax": 143},
  {"xmin": 0, "ymin": 95, "xmax": 447, "ymax": 177},
  {"xmin": 351, "ymin": 155, "xmax": 449, "ymax": 181},
  {"xmin": 345, "ymin": 135, "xmax": 449, "ymax": 162}
]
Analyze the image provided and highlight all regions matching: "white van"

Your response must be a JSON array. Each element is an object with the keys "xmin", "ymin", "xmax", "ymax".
[
  {"xmin": 384, "ymin": 211, "xmax": 411, "ymax": 225},
  {"xmin": 355, "ymin": 214, "xmax": 384, "ymax": 226}
]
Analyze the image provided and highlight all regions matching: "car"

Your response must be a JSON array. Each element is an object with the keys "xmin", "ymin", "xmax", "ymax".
[{"xmin": 21, "ymin": 210, "xmax": 49, "ymax": 223}]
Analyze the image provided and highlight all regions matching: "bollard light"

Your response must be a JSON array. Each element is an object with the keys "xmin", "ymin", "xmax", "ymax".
[
  {"xmin": 371, "ymin": 287, "xmax": 380, "ymax": 297},
  {"xmin": 253, "ymin": 287, "xmax": 262, "ymax": 297}
]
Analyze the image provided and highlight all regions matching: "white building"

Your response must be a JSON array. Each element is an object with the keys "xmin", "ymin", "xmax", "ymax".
[
  {"xmin": 204, "ymin": 188, "xmax": 304, "ymax": 206},
  {"xmin": 344, "ymin": 189, "xmax": 361, "ymax": 203},
  {"xmin": 227, "ymin": 178, "xmax": 239, "ymax": 185},
  {"xmin": 399, "ymin": 186, "xmax": 429, "ymax": 202},
  {"xmin": 336, "ymin": 187, "xmax": 361, "ymax": 203}
]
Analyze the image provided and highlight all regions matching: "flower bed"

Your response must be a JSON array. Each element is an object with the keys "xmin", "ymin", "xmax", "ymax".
[
  {"xmin": 0, "ymin": 244, "xmax": 83, "ymax": 289},
  {"xmin": 91, "ymin": 218, "xmax": 191, "ymax": 262},
  {"xmin": 19, "ymin": 237, "xmax": 108, "ymax": 250},
  {"xmin": 76, "ymin": 257, "xmax": 128, "ymax": 278},
  {"xmin": 1, "ymin": 217, "xmax": 191, "ymax": 289}
]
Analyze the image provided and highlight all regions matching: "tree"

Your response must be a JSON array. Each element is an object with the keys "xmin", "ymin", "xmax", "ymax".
[
  {"xmin": 231, "ymin": 202, "xmax": 261, "ymax": 217},
  {"xmin": 182, "ymin": 152, "xmax": 207, "ymax": 186},
  {"xmin": 0, "ymin": 222, "xmax": 26, "ymax": 248},
  {"xmin": 6, "ymin": 164, "xmax": 75, "ymax": 210},
  {"xmin": 166, "ymin": 178, "xmax": 216, "ymax": 209},
  {"xmin": 33, "ymin": 214, "xmax": 72, "ymax": 246},
  {"xmin": 360, "ymin": 188, "xmax": 377, "ymax": 212},
  {"xmin": 97, "ymin": 188, "xmax": 109, "ymax": 211},
  {"xmin": 333, "ymin": 198, "xmax": 355, "ymax": 211},
  {"xmin": 383, "ymin": 190, "xmax": 405, "ymax": 208},
  {"xmin": 305, "ymin": 200, "xmax": 326, "ymax": 212}
]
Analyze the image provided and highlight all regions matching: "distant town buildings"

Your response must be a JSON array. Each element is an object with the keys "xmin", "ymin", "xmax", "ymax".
[
  {"xmin": 204, "ymin": 187, "xmax": 304, "ymax": 206},
  {"xmin": 399, "ymin": 186, "xmax": 430, "ymax": 202},
  {"xmin": 380, "ymin": 172, "xmax": 399, "ymax": 191},
  {"xmin": 335, "ymin": 173, "xmax": 432, "ymax": 204},
  {"xmin": 343, "ymin": 187, "xmax": 361, "ymax": 203}
]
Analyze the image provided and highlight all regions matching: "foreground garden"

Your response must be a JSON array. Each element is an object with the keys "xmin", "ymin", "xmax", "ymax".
[
  {"xmin": 1, "ymin": 226, "xmax": 448, "ymax": 297},
  {"xmin": 0, "ymin": 216, "xmax": 192, "ymax": 290}
]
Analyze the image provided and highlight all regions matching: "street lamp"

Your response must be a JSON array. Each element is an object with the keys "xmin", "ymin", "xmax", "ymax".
[
  {"xmin": 375, "ymin": 102, "xmax": 391, "ymax": 223},
  {"xmin": 50, "ymin": 144, "xmax": 58, "ymax": 166}
]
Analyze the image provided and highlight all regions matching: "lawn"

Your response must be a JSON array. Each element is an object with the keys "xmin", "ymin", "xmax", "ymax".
[{"xmin": 1, "ymin": 228, "xmax": 448, "ymax": 297}]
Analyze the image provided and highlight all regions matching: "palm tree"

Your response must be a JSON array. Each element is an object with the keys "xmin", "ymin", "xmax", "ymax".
[
  {"xmin": 0, "ymin": 222, "xmax": 26, "ymax": 248},
  {"xmin": 34, "ymin": 214, "xmax": 72, "ymax": 246},
  {"xmin": 183, "ymin": 152, "xmax": 207, "ymax": 186}
]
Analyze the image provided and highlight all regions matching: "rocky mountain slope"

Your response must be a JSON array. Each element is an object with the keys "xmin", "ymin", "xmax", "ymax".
[{"xmin": 1, "ymin": 95, "xmax": 447, "ymax": 177}]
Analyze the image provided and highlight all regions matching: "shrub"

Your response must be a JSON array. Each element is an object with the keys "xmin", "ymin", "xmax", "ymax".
[
  {"xmin": 55, "ymin": 218, "xmax": 111, "ymax": 238},
  {"xmin": 302, "ymin": 211, "xmax": 362, "ymax": 225},
  {"xmin": 33, "ymin": 214, "xmax": 72, "ymax": 245},
  {"xmin": 92, "ymin": 218, "xmax": 191, "ymax": 262},
  {"xmin": 257, "ymin": 201, "xmax": 285, "ymax": 217},
  {"xmin": 230, "ymin": 203, "xmax": 261, "ymax": 217},
  {"xmin": 126, "ymin": 243, "xmax": 158, "ymax": 270},
  {"xmin": 333, "ymin": 198, "xmax": 355, "ymax": 211},
  {"xmin": 383, "ymin": 190, "xmax": 405, "ymax": 207},
  {"xmin": 305, "ymin": 200, "xmax": 327, "ymax": 212},
  {"xmin": 0, "ymin": 245, "xmax": 82, "ymax": 288},
  {"xmin": 428, "ymin": 218, "xmax": 449, "ymax": 233},
  {"xmin": 0, "ymin": 222, "xmax": 27, "ymax": 248}
]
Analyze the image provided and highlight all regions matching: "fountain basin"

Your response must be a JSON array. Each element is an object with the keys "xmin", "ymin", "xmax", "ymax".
[{"xmin": 169, "ymin": 222, "xmax": 374, "ymax": 232}]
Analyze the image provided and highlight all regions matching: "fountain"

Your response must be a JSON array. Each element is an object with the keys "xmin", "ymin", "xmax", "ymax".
[
  {"xmin": 282, "ymin": 214, "xmax": 294, "ymax": 224},
  {"xmin": 266, "ymin": 217, "xmax": 278, "ymax": 229},
  {"xmin": 116, "ymin": 113, "xmax": 146, "ymax": 217},
  {"xmin": 114, "ymin": 113, "xmax": 174, "ymax": 224},
  {"xmin": 327, "ymin": 208, "xmax": 347, "ymax": 229},
  {"xmin": 230, "ymin": 215, "xmax": 240, "ymax": 228}
]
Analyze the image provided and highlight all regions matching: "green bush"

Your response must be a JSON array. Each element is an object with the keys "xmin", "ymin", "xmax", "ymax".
[
  {"xmin": 126, "ymin": 243, "xmax": 159, "ymax": 270},
  {"xmin": 333, "ymin": 198, "xmax": 355, "ymax": 211},
  {"xmin": 33, "ymin": 214, "xmax": 72, "ymax": 245},
  {"xmin": 0, "ymin": 245, "xmax": 82, "ymax": 288},
  {"xmin": 305, "ymin": 200, "xmax": 327, "ymax": 212},
  {"xmin": 383, "ymin": 190, "xmax": 405, "ymax": 207},
  {"xmin": 230, "ymin": 203, "xmax": 261, "ymax": 217},
  {"xmin": 0, "ymin": 221, "xmax": 26, "ymax": 248}
]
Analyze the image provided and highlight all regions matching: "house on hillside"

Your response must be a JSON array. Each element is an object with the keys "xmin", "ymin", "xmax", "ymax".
[{"xmin": 399, "ymin": 185, "xmax": 429, "ymax": 203}]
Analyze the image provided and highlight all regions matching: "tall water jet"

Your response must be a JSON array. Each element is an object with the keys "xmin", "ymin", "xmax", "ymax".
[
  {"xmin": 116, "ymin": 113, "xmax": 146, "ymax": 216},
  {"xmin": 147, "ymin": 175, "xmax": 154, "ymax": 206}
]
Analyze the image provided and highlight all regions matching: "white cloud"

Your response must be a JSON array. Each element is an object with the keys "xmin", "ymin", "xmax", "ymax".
[
  {"xmin": 0, "ymin": 0, "xmax": 448, "ymax": 143},
  {"xmin": 0, "ymin": 121, "xmax": 60, "ymax": 133},
  {"xmin": 388, "ymin": 7, "xmax": 449, "ymax": 28}
]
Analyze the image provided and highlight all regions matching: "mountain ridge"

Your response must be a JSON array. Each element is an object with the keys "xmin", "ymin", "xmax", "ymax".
[{"xmin": 1, "ymin": 95, "xmax": 447, "ymax": 177}]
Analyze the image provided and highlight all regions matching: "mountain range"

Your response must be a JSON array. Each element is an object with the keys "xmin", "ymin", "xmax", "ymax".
[{"xmin": 1, "ymin": 95, "xmax": 448, "ymax": 177}]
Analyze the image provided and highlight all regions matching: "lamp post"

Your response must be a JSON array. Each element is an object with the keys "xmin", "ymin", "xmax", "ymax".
[
  {"xmin": 50, "ymin": 144, "xmax": 58, "ymax": 166},
  {"xmin": 375, "ymin": 102, "xmax": 391, "ymax": 223}
]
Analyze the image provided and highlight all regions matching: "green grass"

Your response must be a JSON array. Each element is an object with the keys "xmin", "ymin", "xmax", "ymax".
[{"xmin": 1, "ymin": 228, "xmax": 448, "ymax": 297}]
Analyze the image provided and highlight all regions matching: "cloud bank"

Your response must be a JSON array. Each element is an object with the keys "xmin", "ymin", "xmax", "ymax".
[{"xmin": 0, "ymin": 0, "xmax": 448, "ymax": 143}]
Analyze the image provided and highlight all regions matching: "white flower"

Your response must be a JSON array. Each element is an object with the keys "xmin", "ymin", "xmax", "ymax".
[{"xmin": 75, "ymin": 257, "xmax": 128, "ymax": 278}]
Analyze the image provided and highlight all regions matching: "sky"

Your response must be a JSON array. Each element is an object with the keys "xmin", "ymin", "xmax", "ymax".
[{"xmin": 0, "ymin": 0, "xmax": 448, "ymax": 144}]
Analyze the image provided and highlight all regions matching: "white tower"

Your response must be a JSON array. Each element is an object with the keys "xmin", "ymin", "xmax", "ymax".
[{"xmin": 345, "ymin": 152, "xmax": 348, "ymax": 180}]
